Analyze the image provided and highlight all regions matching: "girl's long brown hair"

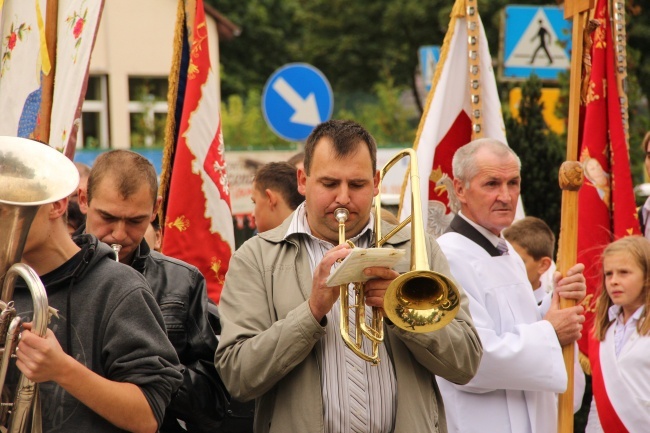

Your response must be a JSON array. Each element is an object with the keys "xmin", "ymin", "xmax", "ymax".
[{"xmin": 593, "ymin": 236, "xmax": 650, "ymax": 340}]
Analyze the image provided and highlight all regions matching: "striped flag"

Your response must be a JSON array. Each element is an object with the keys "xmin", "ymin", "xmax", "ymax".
[
  {"xmin": 160, "ymin": 0, "xmax": 234, "ymax": 303},
  {"xmin": 0, "ymin": 0, "xmax": 103, "ymax": 158},
  {"xmin": 401, "ymin": 0, "xmax": 509, "ymax": 236}
]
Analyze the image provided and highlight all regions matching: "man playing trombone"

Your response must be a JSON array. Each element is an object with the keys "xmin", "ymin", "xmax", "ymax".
[{"xmin": 215, "ymin": 119, "xmax": 482, "ymax": 433}]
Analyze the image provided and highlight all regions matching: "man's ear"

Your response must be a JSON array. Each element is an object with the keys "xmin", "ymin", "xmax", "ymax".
[
  {"xmin": 538, "ymin": 256, "xmax": 553, "ymax": 275},
  {"xmin": 78, "ymin": 187, "xmax": 89, "ymax": 208},
  {"xmin": 51, "ymin": 198, "xmax": 68, "ymax": 219},
  {"xmin": 265, "ymin": 189, "xmax": 278, "ymax": 208},
  {"xmin": 297, "ymin": 167, "xmax": 307, "ymax": 195},
  {"xmin": 373, "ymin": 170, "xmax": 380, "ymax": 196},
  {"xmin": 151, "ymin": 196, "xmax": 162, "ymax": 222},
  {"xmin": 453, "ymin": 178, "xmax": 467, "ymax": 204}
]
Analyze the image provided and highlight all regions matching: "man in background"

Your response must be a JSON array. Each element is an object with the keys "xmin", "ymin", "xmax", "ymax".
[
  {"xmin": 251, "ymin": 161, "xmax": 303, "ymax": 232},
  {"xmin": 66, "ymin": 161, "xmax": 92, "ymax": 234}
]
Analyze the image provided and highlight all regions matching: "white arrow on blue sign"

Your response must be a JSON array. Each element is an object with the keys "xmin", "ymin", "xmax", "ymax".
[{"xmin": 262, "ymin": 63, "xmax": 334, "ymax": 142}]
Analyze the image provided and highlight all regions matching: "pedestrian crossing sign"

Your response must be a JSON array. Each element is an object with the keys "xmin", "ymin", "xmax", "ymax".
[
  {"xmin": 501, "ymin": 5, "xmax": 572, "ymax": 81},
  {"xmin": 418, "ymin": 45, "xmax": 440, "ymax": 93}
]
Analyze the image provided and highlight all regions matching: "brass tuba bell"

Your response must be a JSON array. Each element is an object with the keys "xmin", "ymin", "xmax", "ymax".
[{"xmin": 0, "ymin": 137, "xmax": 79, "ymax": 432}]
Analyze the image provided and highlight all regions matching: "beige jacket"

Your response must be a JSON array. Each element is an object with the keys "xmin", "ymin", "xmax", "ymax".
[{"xmin": 215, "ymin": 217, "xmax": 482, "ymax": 433}]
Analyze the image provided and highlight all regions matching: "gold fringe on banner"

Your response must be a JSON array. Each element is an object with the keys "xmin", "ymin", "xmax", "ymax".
[
  {"xmin": 159, "ymin": 0, "xmax": 187, "ymax": 229},
  {"xmin": 579, "ymin": 351, "xmax": 592, "ymax": 375}
]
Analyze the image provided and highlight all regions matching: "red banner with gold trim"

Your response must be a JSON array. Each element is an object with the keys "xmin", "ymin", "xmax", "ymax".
[
  {"xmin": 577, "ymin": 0, "xmax": 640, "ymax": 359},
  {"xmin": 160, "ymin": 0, "xmax": 234, "ymax": 303}
]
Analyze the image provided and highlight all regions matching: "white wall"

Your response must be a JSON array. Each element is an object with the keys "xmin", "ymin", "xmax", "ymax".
[{"xmin": 89, "ymin": 0, "xmax": 220, "ymax": 148}]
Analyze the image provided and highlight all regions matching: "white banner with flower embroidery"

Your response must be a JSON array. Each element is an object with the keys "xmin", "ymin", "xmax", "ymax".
[
  {"xmin": 50, "ymin": 0, "xmax": 104, "ymax": 155},
  {"xmin": 0, "ymin": 0, "xmax": 103, "ymax": 157},
  {"xmin": 0, "ymin": 0, "xmax": 43, "ymax": 138}
]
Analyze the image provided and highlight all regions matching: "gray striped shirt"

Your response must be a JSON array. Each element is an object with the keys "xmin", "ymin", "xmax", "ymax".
[{"xmin": 285, "ymin": 203, "xmax": 397, "ymax": 433}]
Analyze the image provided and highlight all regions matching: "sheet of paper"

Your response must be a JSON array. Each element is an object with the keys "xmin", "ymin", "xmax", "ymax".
[{"xmin": 325, "ymin": 248, "xmax": 406, "ymax": 286}]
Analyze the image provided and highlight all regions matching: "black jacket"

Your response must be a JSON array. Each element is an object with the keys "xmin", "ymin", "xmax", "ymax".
[
  {"xmin": 14, "ymin": 235, "xmax": 183, "ymax": 432},
  {"xmin": 130, "ymin": 239, "xmax": 229, "ymax": 432},
  {"xmin": 73, "ymin": 225, "xmax": 228, "ymax": 432}
]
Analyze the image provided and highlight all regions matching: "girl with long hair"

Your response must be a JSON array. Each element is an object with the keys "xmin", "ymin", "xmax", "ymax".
[{"xmin": 587, "ymin": 236, "xmax": 650, "ymax": 432}]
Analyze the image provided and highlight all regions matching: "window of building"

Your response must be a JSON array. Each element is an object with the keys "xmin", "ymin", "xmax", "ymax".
[
  {"xmin": 128, "ymin": 77, "xmax": 168, "ymax": 148},
  {"xmin": 79, "ymin": 75, "xmax": 109, "ymax": 149}
]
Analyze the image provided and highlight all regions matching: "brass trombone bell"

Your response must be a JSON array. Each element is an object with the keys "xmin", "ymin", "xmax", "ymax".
[
  {"xmin": 335, "ymin": 148, "xmax": 461, "ymax": 365},
  {"xmin": 377, "ymin": 148, "xmax": 460, "ymax": 333}
]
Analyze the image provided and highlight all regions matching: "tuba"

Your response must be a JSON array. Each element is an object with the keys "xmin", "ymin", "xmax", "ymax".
[
  {"xmin": 337, "ymin": 148, "xmax": 460, "ymax": 364},
  {"xmin": 0, "ymin": 137, "xmax": 79, "ymax": 432}
]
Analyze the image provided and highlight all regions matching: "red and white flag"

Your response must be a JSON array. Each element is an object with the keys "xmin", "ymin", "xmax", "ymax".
[
  {"xmin": 160, "ymin": 0, "xmax": 234, "ymax": 303},
  {"xmin": 580, "ymin": 0, "xmax": 640, "ymax": 430},
  {"xmin": 401, "ymin": 0, "xmax": 509, "ymax": 236},
  {"xmin": 0, "ymin": 0, "xmax": 103, "ymax": 158}
]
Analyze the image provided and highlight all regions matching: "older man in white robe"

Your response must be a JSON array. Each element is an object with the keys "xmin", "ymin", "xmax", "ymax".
[{"xmin": 436, "ymin": 138, "xmax": 586, "ymax": 433}]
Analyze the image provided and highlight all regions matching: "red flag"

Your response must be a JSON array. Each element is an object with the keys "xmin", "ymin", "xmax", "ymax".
[
  {"xmin": 402, "ymin": 0, "xmax": 517, "ymax": 236},
  {"xmin": 160, "ymin": 0, "xmax": 234, "ymax": 303},
  {"xmin": 577, "ymin": 0, "xmax": 640, "ymax": 358}
]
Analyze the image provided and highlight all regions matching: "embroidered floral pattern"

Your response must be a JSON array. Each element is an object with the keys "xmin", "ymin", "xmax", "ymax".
[
  {"xmin": 1, "ymin": 22, "xmax": 32, "ymax": 77},
  {"xmin": 167, "ymin": 215, "xmax": 191, "ymax": 232},
  {"xmin": 210, "ymin": 258, "xmax": 225, "ymax": 284},
  {"xmin": 585, "ymin": 81, "xmax": 600, "ymax": 105},
  {"xmin": 188, "ymin": 22, "xmax": 208, "ymax": 80},
  {"xmin": 65, "ymin": 2, "xmax": 88, "ymax": 63}
]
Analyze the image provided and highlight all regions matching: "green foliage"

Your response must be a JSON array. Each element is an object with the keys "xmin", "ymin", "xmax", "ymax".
[
  {"xmin": 221, "ymin": 78, "xmax": 416, "ymax": 149},
  {"xmin": 212, "ymin": 0, "xmax": 303, "ymax": 97},
  {"xmin": 624, "ymin": 43, "xmax": 650, "ymax": 185},
  {"xmin": 504, "ymin": 75, "xmax": 565, "ymax": 237},
  {"xmin": 211, "ymin": 0, "xmax": 650, "ymax": 193},
  {"xmin": 333, "ymin": 76, "xmax": 416, "ymax": 147},
  {"xmin": 221, "ymin": 90, "xmax": 293, "ymax": 150}
]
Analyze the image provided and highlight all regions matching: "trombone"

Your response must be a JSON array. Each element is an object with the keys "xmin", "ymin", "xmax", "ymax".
[{"xmin": 337, "ymin": 148, "xmax": 460, "ymax": 364}]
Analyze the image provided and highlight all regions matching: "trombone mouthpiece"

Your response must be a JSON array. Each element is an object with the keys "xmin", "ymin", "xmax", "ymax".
[
  {"xmin": 111, "ymin": 244, "xmax": 122, "ymax": 261},
  {"xmin": 334, "ymin": 208, "xmax": 349, "ymax": 223}
]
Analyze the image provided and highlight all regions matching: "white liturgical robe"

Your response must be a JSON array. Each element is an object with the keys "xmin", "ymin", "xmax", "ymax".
[{"xmin": 437, "ymin": 231, "xmax": 568, "ymax": 433}]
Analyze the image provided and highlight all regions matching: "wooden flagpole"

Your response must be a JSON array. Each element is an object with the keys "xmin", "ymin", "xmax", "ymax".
[
  {"xmin": 33, "ymin": 0, "xmax": 59, "ymax": 144},
  {"xmin": 557, "ymin": 1, "xmax": 594, "ymax": 432}
]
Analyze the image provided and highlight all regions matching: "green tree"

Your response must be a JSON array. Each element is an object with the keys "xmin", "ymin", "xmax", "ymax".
[
  {"xmin": 504, "ymin": 75, "xmax": 565, "ymax": 237},
  {"xmin": 221, "ymin": 90, "xmax": 294, "ymax": 150},
  {"xmin": 209, "ymin": 0, "xmax": 304, "ymax": 98}
]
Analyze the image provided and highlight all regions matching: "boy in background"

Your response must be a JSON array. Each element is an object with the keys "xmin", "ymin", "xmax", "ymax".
[
  {"xmin": 251, "ymin": 161, "xmax": 304, "ymax": 232},
  {"xmin": 503, "ymin": 216, "xmax": 555, "ymax": 305}
]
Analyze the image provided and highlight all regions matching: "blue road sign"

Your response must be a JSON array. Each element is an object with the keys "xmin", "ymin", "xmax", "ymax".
[
  {"xmin": 418, "ymin": 46, "xmax": 440, "ymax": 93},
  {"xmin": 502, "ymin": 5, "xmax": 572, "ymax": 81},
  {"xmin": 262, "ymin": 63, "xmax": 334, "ymax": 142}
]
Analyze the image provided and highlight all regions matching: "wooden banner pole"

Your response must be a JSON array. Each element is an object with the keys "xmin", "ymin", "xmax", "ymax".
[{"xmin": 557, "ymin": 1, "xmax": 594, "ymax": 432}]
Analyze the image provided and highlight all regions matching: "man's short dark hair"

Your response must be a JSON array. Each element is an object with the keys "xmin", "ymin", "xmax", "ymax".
[
  {"xmin": 503, "ymin": 216, "xmax": 555, "ymax": 260},
  {"xmin": 87, "ymin": 150, "xmax": 158, "ymax": 204},
  {"xmin": 66, "ymin": 200, "xmax": 86, "ymax": 231},
  {"xmin": 254, "ymin": 162, "xmax": 303, "ymax": 210},
  {"xmin": 287, "ymin": 151, "xmax": 304, "ymax": 168},
  {"xmin": 303, "ymin": 120, "xmax": 377, "ymax": 176}
]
